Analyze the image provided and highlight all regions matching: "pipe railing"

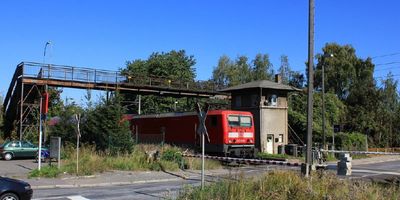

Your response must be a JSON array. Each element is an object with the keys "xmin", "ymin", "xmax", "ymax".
[{"xmin": 20, "ymin": 62, "xmax": 223, "ymax": 92}]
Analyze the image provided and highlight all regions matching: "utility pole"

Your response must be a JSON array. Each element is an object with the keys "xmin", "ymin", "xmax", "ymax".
[
  {"xmin": 75, "ymin": 114, "xmax": 81, "ymax": 176},
  {"xmin": 304, "ymin": 0, "xmax": 315, "ymax": 177},
  {"xmin": 322, "ymin": 62, "xmax": 325, "ymax": 150}
]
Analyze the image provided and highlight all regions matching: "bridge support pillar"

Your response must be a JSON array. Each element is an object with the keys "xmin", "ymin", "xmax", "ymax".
[{"xmin": 19, "ymin": 82, "xmax": 24, "ymax": 140}]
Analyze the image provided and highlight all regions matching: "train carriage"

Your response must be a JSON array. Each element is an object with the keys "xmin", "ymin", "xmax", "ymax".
[{"xmin": 131, "ymin": 110, "xmax": 255, "ymax": 157}]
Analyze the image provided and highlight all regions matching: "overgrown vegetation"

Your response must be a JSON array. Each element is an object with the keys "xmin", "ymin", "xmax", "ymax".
[
  {"xmin": 177, "ymin": 170, "xmax": 400, "ymax": 200},
  {"xmin": 257, "ymin": 152, "xmax": 289, "ymax": 160},
  {"xmin": 29, "ymin": 144, "xmax": 221, "ymax": 178}
]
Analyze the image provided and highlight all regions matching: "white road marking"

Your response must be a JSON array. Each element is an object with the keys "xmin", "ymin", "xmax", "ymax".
[
  {"xmin": 67, "ymin": 196, "xmax": 90, "ymax": 200},
  {"xmin": 352, "ymin": 169, "xmax": 400, "ymax": 176},
  {"xmin": 32, "ymin": 195, "xmax": 90, "ymax": 200},
  {"xmin": 32, "ymin": 197, "xmax": 66, "ymax": 200}
]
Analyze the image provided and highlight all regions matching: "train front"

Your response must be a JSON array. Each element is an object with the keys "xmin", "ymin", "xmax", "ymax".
[{"xmin": 222, "ymin": 111, "xmax": 255, "ymax": 157}]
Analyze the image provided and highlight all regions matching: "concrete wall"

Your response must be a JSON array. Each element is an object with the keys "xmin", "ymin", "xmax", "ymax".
[{"xmin": 260, "ymin": 107, "xmax": 288, "ymax": 153}]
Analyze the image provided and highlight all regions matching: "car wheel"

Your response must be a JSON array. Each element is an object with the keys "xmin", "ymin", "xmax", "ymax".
[
  {"xmin": 0, "ymin": 193, "xmax": 19, "ymax": 200},
  {"xmin": 4, "ymin": 153, "xmax": 13, "ymax": 161}
]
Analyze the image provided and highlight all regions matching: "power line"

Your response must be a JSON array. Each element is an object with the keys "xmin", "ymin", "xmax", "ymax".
[
  {"xmin": 374, "ymin": 66, "xmax": 399, "ymax": 72},
  {"xmin": 371, "ymin": 52, "xmax": 400, "ymax": 59},
  {"xmin": 374, "ymin": 74, "xmax": 400, "ymax": 79},
  {"xmin": 375, "ymin": 61, "xmax": 400, "ymax": 66}
]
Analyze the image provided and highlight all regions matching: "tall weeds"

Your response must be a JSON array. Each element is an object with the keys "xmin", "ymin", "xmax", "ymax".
[
  {"xmin": 29, "ymin": 144, "xmax": 221, "ymax": 178},
  {"xmin": 177, "ymin": 170, "xmax": 400, "ymax": 200}
]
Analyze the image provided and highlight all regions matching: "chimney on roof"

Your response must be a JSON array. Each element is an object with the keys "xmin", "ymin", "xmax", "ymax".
[{"xmin": 275, "ymin": 74, "xmax": 282, "ymax": 84}]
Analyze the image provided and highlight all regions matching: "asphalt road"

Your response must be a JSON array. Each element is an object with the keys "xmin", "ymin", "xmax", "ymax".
[
  {"xmin": 349, "ymin": 159, "xmax": 400, "ymax": 183},
  {"xmin": 31, "ymin": 165, "xmax": 289, "ymax": 200},
  {"xmin": 32, "ymin": 180, "xmax": 196, "ymax": 200},
  {"xmin": 0, "ymin": 158, "xmax": 38, "ymax": 178}
]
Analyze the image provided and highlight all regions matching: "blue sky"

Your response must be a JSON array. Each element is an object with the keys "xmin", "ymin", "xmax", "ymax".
[{"xmin": 1, "ymin": 0, "xmax": 399, "ymax": 103}]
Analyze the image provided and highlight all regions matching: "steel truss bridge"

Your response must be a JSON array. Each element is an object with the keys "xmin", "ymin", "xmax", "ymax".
[{"xmin": 2, "ymin": 62, "xmax": 224, "ymax": 139}]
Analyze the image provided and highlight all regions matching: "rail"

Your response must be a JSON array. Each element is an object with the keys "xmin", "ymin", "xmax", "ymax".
[
  {"xmin": 321, "ymin": 149, "xmax": 400, "ymax": 156},
  {"xmin": 183, "ymin": 154, "xmax": 302, "ymax": 167}
]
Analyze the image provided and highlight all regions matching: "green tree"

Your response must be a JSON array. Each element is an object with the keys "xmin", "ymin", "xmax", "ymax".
[
  {"xmin": 82, "ymin": 94, "xmax": 133, "ymax": 154},
  {"xmin": 121, "ymin": 50, "xmax": 197, "ymax": 114},
  {"xmin": 47, "ymin": 102, "xmax": 83, "ymax": 145},
  {"xmin": 252, "ymin": 53, "xmax": 274, "ymax": 81},
  {"xmin": 288, "ymin": 92, "xmax": 346, "ymax": 145},
  {"xmin": 278, "ymin": 55, "xmax": 291, "ymax": 84},
  {"xmin": 123, "ymin": 50, "xmax": 196, "ymax": 81},
  {"xmin": 212, "ymin": 55, "xmax": 234, "ymax": 88},
  {"xmin": 236, "ymin": 56, "xmax": 253, "ymax": 84},
  {"xmin": 212, "ymin": 53, "xmax": 275, "ymax": 88},
  {"xmin": 314, "ymin": 43, "xmax": 359, "ymax": 100},
  {"xmin": 374, "ymin": 74, "xmax": 399, "ymax": 147},
  {"xmin": 289, "ymin": 71, "xmax": 305, "ymax": 88}
]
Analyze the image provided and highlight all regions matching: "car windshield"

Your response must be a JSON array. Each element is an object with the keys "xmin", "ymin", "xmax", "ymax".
[
  {"xmin": 240, "ymin": 116, "xmax": 252, "ymax": 127},
  {"xmin": 228, "ymin": 115, "xmax": 252, "ymax": 127}
]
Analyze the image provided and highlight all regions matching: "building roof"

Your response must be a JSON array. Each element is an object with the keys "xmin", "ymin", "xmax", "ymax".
[{"xmin": 219, "ymin": 80, "xmax": 301, "ymax": 92}]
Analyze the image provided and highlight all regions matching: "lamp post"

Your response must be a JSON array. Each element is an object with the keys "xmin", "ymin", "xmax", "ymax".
[
  {"xmin": 43, "ymin": 41, "xmax": 51, "ymax": 64},
  {"xmin": 322, "ymin": 53, "xmax": 333, "ymax": 150}
]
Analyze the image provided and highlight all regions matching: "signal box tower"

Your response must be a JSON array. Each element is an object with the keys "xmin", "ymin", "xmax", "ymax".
[{"xmin": 220, "ymin": 75, "xmax": 300, "ymax": 154}]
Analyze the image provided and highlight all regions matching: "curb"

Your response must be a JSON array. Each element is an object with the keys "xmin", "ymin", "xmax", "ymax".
[{"xmin": 31, "ymin": 177, "xmax": 183, "ymax": 189}]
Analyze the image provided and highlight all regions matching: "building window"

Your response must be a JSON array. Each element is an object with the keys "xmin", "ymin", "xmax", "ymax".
[
  {"xmin": 265, "ymin": 94, "xmax": 278, "ymax": 107},
  {"xmin": 278, "ymin": 134, "xmax": 283, "ymax": 143},
  {"xmin": 235, "ymin": 96, "xmax": 242, "ymax": 107}
]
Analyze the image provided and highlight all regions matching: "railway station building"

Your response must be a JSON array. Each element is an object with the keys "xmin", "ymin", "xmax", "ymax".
[{"xmin": 220, "ymin": 75, "xmax": 300, "ymax": 154}]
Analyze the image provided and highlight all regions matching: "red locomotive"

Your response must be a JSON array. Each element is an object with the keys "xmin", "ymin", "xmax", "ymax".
[{"xmin": 130, "ymin": 110, "xmax": 255, "ymax": 157}]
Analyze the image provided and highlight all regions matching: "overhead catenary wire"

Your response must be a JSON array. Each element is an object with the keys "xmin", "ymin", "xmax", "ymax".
[
  {"xmin": 374, "ymin": 66, "xmax": 399, "ymax": 72},
  {"xmin": 375, "ymin": 61, "xmax": 400, "ymax": 66},
  {"xmin": 371, "ymin": 52, "xmax": 400, "ymax": 59}
]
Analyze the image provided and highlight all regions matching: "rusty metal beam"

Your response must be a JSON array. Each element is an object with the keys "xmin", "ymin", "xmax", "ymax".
[{"xmin": 22, "ymin": 78, "xmax": 223, "ymax": 98}]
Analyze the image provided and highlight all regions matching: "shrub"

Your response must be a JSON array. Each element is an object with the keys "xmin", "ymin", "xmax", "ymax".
[{"xmin": 336, "ymin": 132, "xmax": 366, "ymax": 151}]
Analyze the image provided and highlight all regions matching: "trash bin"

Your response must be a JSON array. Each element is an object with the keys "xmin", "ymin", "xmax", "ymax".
[
  {"xmin": 278, "ymin": 145, "xmax": 285, "ymax": 154},
  {"xmin": 285, "ymin": 144, "xmax": 298, "ymax": 157}
]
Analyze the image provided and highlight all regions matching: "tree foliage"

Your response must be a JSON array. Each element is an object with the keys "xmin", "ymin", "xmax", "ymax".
[
  {"xmin": 212, "ymin": 54, "xmax": 274, "ymax": 87},
  {"xmin": 278, "ymin": 55, "xmax": 291, "ymax": 84},
  {"xmin": 311, "ymin": 43, "xmax": 400, "ymax": 148},
  {"xmin": 288, "ymin": 93, "xmax": 346, "ymax": 145},
  {"xmin": 81, "ymin": 94, "xmax": 134, "ymax": 154},
  {"xmin": 121, "ymin": 50, "xmax": 197, "ymax": 114},
  {"xmin": 47, "ymin": 102, "xmax": 83, "ymax": 145}
]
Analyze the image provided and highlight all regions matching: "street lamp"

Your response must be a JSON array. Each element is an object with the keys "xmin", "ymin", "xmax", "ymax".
[
  {"xmin": 322, "ymin": 53, "xmax": 333, "ymax": 150},
  {"xmin": 43, "ymin": 41, "xmax": 51, "ymax": 64}
]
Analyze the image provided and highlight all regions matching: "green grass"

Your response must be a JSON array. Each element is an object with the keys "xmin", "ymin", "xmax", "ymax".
[
  {"xmin": 257, "ymin": 152, "xmax": 289, "ymax": 160},
  {"xmin": 29, "ymin": 166, "xmax": 61, "ymax": 178},
  {"xmin": 29, "ymin": 144, "xmax": 222, "ymax": 178},
  {"xmin": 177, "ymin": 170, "xmax": 400, "ymax": 200}
]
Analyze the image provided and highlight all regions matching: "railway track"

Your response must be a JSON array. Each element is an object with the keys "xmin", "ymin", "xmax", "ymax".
[{"xmin": 183, "ymin": 153, "xmax": 302, "ymax": 167}]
